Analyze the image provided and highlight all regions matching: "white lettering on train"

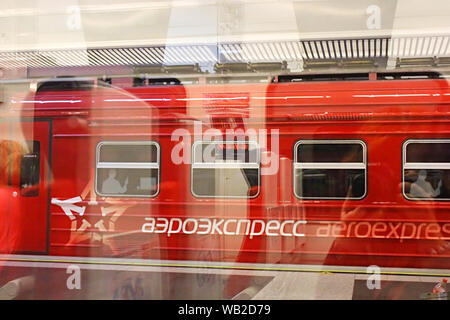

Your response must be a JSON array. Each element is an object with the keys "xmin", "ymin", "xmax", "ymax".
[
  {"xmin": 142, "ymin": 218, "xmax": 450, "ymax": 240},
  {"xmin": 142, "ymin": 217, "xmax": 307, "ymax": 238}
]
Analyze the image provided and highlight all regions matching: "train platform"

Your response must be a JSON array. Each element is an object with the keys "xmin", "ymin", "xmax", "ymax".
[{"xmin": 0, "ymin": 254, "xmax": 448, "ymax": 300}]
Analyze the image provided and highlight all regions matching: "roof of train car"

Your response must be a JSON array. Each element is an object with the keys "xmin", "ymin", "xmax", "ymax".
[{"xmin": 4, "ymin": 75, "xmax": 450, "ymax": 121}]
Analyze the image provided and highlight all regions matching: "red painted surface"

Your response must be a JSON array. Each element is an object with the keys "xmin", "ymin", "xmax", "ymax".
[{"xmin": 1, "ymin": 77, "xmax": 449, "ymax": 270}]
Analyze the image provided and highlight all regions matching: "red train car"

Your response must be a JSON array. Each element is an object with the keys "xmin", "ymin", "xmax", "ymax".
[{"xmin": 1, "ymin": 72, "xmax": 449, "ymax": 270}]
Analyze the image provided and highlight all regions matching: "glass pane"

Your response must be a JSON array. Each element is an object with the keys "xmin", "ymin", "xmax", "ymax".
[
  {"xmin": 296, "ymin": 143, "xmax": 364, "ymax": 163},
  {"xmin": 99, "ymin": 144, "xmax": 158, "ymax": 163},
  {"xmin": 295, "ymin": 169, "xmax": 365, "ymax": 198},
  {"xmin": 406, "ymin": 142, "xmax": 450, "ymax": 163},
  {"xmin": 97, "ymin": 168, "xmax": 158, "ymax": 197},
  {"xmin": 404, "ymin": 169, "xmax": 450, "ymax": 199},
  {"xmin": 192, "ymin": 168, "xmax": 259, "ymax": 197}
]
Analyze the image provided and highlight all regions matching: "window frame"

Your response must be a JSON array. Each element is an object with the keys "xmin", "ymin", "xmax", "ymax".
[
  {"xmin": 190, "ymin": 140, "xmax": 261, "ymax": 199},
  {"xmin": 402, "ymin": 139, "xmax": 450, "ymax": 201},
  {"xmin": 293, "ymin": 139, "xmax": 367, "ymax": 200},
  {"xmin": 95, "ymin": 141, "xmax": 161, "ymax": 198}
]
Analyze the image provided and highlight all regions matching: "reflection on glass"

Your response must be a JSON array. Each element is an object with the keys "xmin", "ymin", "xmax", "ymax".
[
  {"xmin": 99, "ymin": 144, "xmax": 158, "ymax": 163},
  {"xmin": 296, "ymin": 143, "xmax": 364, "ymax": 163}
]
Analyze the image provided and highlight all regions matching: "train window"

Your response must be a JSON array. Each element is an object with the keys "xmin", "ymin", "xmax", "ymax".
[
  {"xmin": 20, "ymin": 141, "xmax": 40, "ymax": 197},
  {"xmin": 95, "ymin": 141, "xmax": 160, "ymax": 197},
  {"xmin": 293, "ymin": 140, "xmax": 367, "ymax": 200},
  {"xmin": 191, "ymin": 141, "xmax": 260, "ymax": 198},
  {"xmin": 403, "ymin": 139, "xmax": 450, "ymax": 201}
]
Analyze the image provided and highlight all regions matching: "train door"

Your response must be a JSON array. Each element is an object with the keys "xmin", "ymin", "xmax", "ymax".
[{"xmin": 1, "ymin": 120, "xmax": 51, "ymax": 253}]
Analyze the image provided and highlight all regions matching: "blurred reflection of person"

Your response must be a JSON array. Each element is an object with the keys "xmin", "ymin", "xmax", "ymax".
[
  {"xmin": 410, "ymin": 170, "xmax": 441, "ymax": 198},
  {"xmin": 102, "ymin": 169, "xmax": 128, "ymax": 194},
  {"xmin": 323, "ymin": 136, "xmax": 450, "ymax": 299}
]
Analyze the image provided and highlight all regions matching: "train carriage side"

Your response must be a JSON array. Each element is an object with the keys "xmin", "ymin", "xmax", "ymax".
[
  {"xmin": 264, "ymin": 78, "xmax": 450, "ymax": 269},
  {"xmin": 3, "ymin": 75, "xmax": 450, "ymax": 271}
]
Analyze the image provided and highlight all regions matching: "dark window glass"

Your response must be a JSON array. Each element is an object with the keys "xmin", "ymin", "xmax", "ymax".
[
  {"xmin": 296, "ymin": 143, "xmax": 363, "ymax": 163},
  {"xmin": 294, "ymin": 141, "xmax": 366, "ymax": 199},
  {"xmin": 406, "ymin": 143, "xmax": 450, "ymax": 163},
  {"xmin": 295, "ymin": 169, "xmax": 365, "ymax": 199}
]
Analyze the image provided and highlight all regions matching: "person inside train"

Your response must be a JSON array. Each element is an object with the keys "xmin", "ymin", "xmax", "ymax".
[
  {"xmin": 409, "ymin": 170, "xmax": 442, "ymax": 199},
  {"xmin": 101, "ymin": 169, "xmax": 128, "ymax": 194}
]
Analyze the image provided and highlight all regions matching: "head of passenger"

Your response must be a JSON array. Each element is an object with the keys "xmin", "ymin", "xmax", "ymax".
[
  {"xmin": 417, "ymin": 170, "xmax": 427, "ymax": 181},
  {"xmin": 109, "ymin": 169, "xmax": 117, "ymax": 179}
]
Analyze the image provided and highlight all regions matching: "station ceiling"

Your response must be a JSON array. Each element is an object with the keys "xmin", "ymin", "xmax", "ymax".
[{"xmin": 0, "ymin": 0, "xmax": 449, "ymax": 75}]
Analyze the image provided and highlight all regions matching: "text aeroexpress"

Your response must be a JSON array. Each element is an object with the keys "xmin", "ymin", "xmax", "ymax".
[
  {"xmin": 142, "ymin": 217, "xmax": 450, "ymax": 241},
  {"xmin": 142, "ymin": 217, "xmax": 306, "ymax": 238}
]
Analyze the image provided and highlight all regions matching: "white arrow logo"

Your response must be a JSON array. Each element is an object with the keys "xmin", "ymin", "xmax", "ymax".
[{"xmin": 51, "ymin": 196, "xmax": 86, "ymax": 220}]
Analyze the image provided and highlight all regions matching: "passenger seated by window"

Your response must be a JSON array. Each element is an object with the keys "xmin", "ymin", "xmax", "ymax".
[
  {"xmin": 439, "ymin": 170, "xmax": 450, "ymax": 199},
  {"xmin": 102, "ymin": 169, "xmax": 128, "ymax": 194},
  {"xmin": 409, "ymin": 170, "xmax": 442, "ymax": 198}
]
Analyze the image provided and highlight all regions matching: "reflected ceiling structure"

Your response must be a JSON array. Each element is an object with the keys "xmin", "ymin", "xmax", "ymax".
[{"xmin": 0, "ymin": 0, "xmax": 450, "ymax": 76}]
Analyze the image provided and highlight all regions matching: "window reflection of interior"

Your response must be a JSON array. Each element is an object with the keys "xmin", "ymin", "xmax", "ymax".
[
  {"xmin": 403, "ymin": 140, "xmax": 450, "ymax": 201},
  {"xmin": 96, "ymin": 142, "xmax": 160, "ymax": 197},
  {"xmin": 191, "ymin": 141, "xmax": 260, "ymax": 198},
  {"xmin": 294, "ymin": 140, "xmax": 366, "ymax": 200}
]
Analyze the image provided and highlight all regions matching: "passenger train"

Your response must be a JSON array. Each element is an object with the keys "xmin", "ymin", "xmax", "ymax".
[{"xmin": 1, "ymin": 71, "xmax": 449, "ymax": 273}]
